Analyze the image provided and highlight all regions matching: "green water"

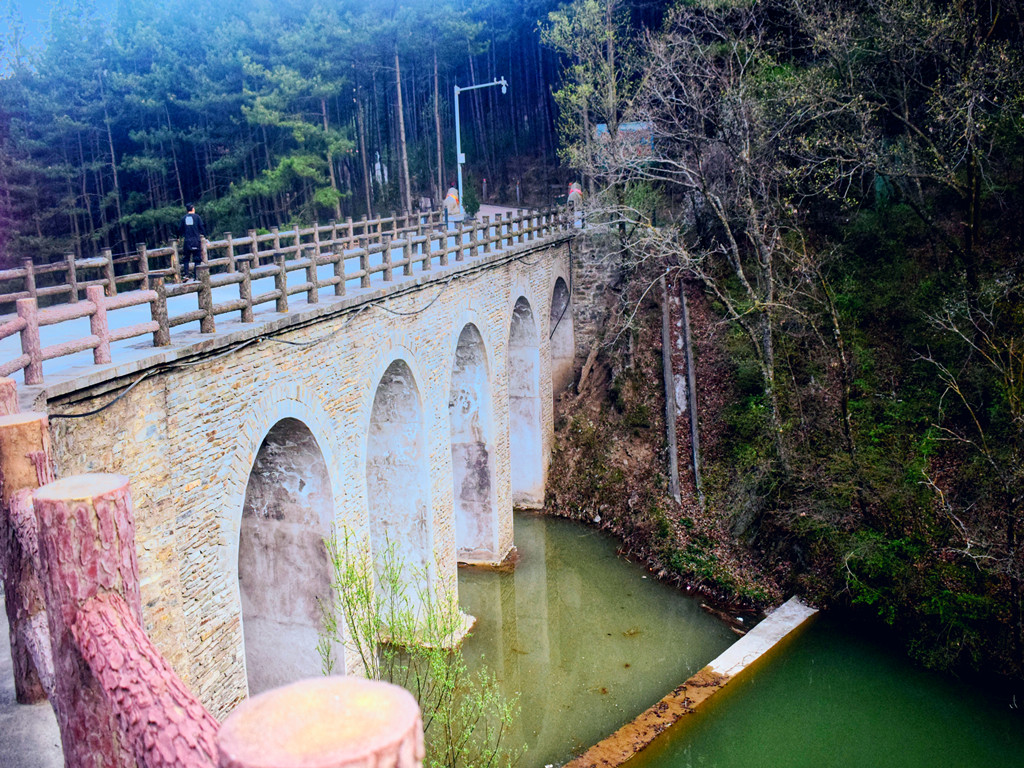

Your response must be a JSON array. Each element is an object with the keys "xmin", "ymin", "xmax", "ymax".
[
  {"xmin": 458, "ymin": 513, "xmax": 737, "ymax": 767},
  {"xmin": 630, "ymin": 616, "xmax": 1024, "ymax": 768}
]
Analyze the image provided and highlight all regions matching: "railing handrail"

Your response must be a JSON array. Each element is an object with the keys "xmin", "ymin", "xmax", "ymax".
[{"xmin": 0, "ymin": 207, "xmax": 572, "ymax": 386}]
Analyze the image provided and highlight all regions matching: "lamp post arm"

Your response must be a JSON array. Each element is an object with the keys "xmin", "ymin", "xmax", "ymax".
[{"xmin": 453, "ymin": 78, "xmax": 509, "ymax": 215}]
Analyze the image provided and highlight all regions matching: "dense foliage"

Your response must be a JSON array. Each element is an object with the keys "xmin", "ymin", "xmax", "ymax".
[
  {"xmin": 0, "ymin": 0, "xmax": 583, "ymax": 265},
  {"xmin": 561, "ymin": 0, "xmax": 1024, "ymax": 682}
]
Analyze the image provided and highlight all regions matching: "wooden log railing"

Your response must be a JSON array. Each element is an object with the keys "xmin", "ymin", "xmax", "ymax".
[
  {"xmin": 0, "ymin": 403, "xmax": 425, "ymax": 768},
  {"xmin": 0, "ymin": 208, "xmax": 569, "ymax": 386}
]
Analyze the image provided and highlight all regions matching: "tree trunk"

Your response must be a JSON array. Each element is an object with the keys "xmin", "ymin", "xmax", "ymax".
[
  {"xmin": 322, "ymin": 97, "xmax": 343, "ymax": 220},
  {"xmin": 434, "ymin": 47, "xmax": 444, "ymax": 206},
  {"xmin": 394, "ymin": 47, "xmax": 411, "ymax": 213}
]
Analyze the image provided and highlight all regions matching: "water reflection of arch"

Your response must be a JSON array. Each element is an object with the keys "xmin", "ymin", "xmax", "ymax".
[
  {"xmin": 448, "ymin": 321, "xmax": 500, "ymax": 563},
  {"xmin": 548, "ymin": 275, "xmax": 575, "ymax": 397},
  {"xmin": 507, "ymin": 294, "xmax": 544, "ymax": 508},
  {"xmin": 219, "ymin": 387, "xmax": 344, "ymax": 695}
]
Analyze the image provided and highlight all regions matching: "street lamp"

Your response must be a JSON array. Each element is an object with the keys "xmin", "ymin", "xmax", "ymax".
[{"xmin": 454, "ymin": 77, "xmax": 508, "ymax": 215}]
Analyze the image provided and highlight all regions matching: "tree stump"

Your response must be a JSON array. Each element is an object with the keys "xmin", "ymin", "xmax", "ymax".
[
  {"xmin": 34, "ymin": 474, "xmax": 141, "ymax": 768},
  {"xmin": 0, "ymin": 411, "xmax": 54, "ymax": 703},
  {"xmin": 217, "ymin": 677, "xmax": 424, "ymax": 768}
]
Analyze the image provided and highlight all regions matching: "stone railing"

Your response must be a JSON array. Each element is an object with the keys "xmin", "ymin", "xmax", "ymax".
[
  {"xmin": 0, "ymin": 208, "xmax": 569, "ymax": 385},
  {"xmin": 0, "ymin": 378, "xmax": 424, "ymax": 768}
]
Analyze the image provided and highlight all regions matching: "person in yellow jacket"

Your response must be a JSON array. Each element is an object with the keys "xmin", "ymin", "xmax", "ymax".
[{"xmin": 444, "ymin": 185, "xmax": 461, "ymax": 227}]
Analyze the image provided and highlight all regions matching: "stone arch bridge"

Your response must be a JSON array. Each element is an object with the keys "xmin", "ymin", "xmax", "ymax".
[{"xmin": 3, "ymin": 208, "xmax": 607, "ymax": 717}]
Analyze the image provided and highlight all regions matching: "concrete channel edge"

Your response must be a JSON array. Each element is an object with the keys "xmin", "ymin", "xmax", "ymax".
[{"xmin": 563, "ymin": 595, "xmax": 818, "ymax": 768}]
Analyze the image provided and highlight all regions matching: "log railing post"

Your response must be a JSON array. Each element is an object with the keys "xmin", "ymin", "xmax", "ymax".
[
  {"xmin": 225, "ymin": 232, "xmax": 236, "ymax": 273},
  {"xmin": 239, "ymin": 256, "xmax": 254, "ymax": 324},
  {"xmin": 358, "ymin": 238, "xmax": 370, "ymax": 288},
  {"xmin": 33, "ymin": 473, "xmax": 141, "ymax": 768},
  {"xmin": 65, "ymin": 253, "xmax": 79, "ymax": 303},
  {"xmin": 22, "ymin": 259, "xmax": 36, "ymax": 300},
  {"xmin": 152, "ymin": 277, "xmax": 170, "ymax": 346},
  {"xmin": 481, "ymin": 216, "xmax": 491, "ymax": 254},
  {"xmin": 137, "ymin": 244, "xmax": 150, "ymax": 290},
  {"xmin": 170, "ymin": 240, "xmax": 181, "ymax": 282},
  {"xmin": 274, "ymin": 252, "xmax": 289, "ymax": 313},
  {"xmin": 248, "ymin": 228, "xmax": 260, "ymax": 270},
  {"xmin": 382, "ymin": 236, "xmax": 393, "ymax": 282},
  {"xmin": 333, "ymin": 247, "xmax": 346, "ymax": 297},
  {"xmin": 0, "ymin": 410, "xmax": 53, "ymax": 706},
  {"xmin": 470, "ymin": 222, "xmax": 480, "ymax": 258},
  {"xmin": 197, "ymin": 264, "xmax": 215, "ymax": 333},
  {"xmin": 403, "ymin": 238, "xmax": 413, "ymax": 277},
  {"xmin": 306, "ymin": 246, "xmax": 320, "ymax": 305},
  {"xmin": 346, "ymin": 216, "xmax": 354, "ymax": 249},
  {"xmin": 16, "ymin": 298, "xmax": 41, "ymax": 386},
  {"xmin": 102, "ymin": 248, "xmax": 117, "ymax": 296},
  {"xmin": 271, "ymin": 227, "xmax": 281, "ymax": 268},
  {"xmin": 87, "ymin": 285, "xmax": 111, "ymax": 365},
  {"xmin": 453, "ymin": 225, "xmax": 463, "ymax": 263}
]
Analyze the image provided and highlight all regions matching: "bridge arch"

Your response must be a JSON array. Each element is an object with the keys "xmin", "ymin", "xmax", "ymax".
[
  {"xmin": 507, "ymin": 294, "xmax": 545, "ymax": 507},
  {"xmin": 448, "ymin": 322, "xmax": 499, "ymax": 562},
  {"xmin": 549, "ymin": 275, "xmax": 575, "ymax": 396},
  {"xmin": 364, "ymin": 355, "xmax": 434, "ymax": 585},
  {"xmin": 216, "ymin": 385, "xmax": 345, "ymax": 695}
]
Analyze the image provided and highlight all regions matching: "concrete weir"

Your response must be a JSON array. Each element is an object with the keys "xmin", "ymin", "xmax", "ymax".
[{"xmin": 565, "ymin": 596, "xmax": 818, "ymax": 768}]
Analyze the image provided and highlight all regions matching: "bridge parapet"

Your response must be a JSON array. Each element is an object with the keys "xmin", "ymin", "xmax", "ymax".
[{"xmin": 0, "ymin": 207, "xmax": 570, "ymax": 388}]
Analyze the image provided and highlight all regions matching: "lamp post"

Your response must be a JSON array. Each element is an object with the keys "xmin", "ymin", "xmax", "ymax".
[{"xmin": 454, "ymin": 77, "xmax": 508, "ymax": 215}]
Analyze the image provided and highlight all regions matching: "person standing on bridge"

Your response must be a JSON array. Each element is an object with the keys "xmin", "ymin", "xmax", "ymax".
[
  {"xmin": 443, "ymin": 184, "xmax": 460, "ymax": 228},
  {"xmin": 178, "ymin": 204, "xmax": 206, "ymax": 281}
]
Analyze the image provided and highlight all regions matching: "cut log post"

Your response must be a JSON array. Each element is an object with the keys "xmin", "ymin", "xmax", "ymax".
[
  {"xmin": 217, "ymin": 677, "xmax": 424, "ymax": 768},
  {"xmin": 72, "ymin": 592, "xmax": 219, "ymax": 768},
  {"xmin": 0, "ymin": 412, "xmax": 54, "ymax": 704},
  {"xmin": 33, "ymin": 473, "xmax": 141, "ymax": 768},
  {"xmin": 0, "ymin": 376, "xmax": 18, "ymax": 415}
]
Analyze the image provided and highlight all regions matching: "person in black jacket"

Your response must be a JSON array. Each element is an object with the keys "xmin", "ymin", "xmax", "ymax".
[{"xmin": 178, "ymin": 204, "xmax": 206, "ymax": 281}]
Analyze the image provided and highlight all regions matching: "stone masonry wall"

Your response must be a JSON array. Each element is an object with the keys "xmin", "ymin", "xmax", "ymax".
[{"xmin": 43, "ymin": 240, "xmax": 573, "ymax": 718}]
